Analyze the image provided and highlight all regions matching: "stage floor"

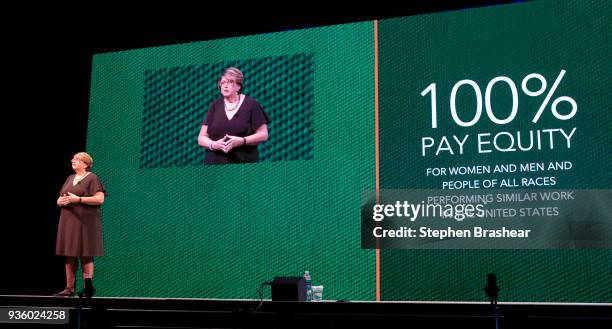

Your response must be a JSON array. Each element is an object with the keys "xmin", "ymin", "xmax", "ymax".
[{"xmin": 1, "ymin": 295, "xmax": 610, "ymax": 328}]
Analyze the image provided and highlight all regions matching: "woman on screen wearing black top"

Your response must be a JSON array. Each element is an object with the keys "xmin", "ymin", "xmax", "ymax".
[{"xmin": 198, "ymin": 67, "xmax": 270, "ymax": 164}]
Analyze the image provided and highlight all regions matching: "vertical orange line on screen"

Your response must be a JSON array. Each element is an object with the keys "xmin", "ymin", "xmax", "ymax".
[{"xmin": 374, "ymin": 19, "xmax": 381, "ymax": 302}]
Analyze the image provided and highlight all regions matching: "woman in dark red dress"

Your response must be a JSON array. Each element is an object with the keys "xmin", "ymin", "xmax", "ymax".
[
  {"xmin": 198, "ymin": 67, "xmax": 270, "ymax": 164},
  {"xmin": 54, "ymin": 152, "xmax": 106, "ymax": 297}
]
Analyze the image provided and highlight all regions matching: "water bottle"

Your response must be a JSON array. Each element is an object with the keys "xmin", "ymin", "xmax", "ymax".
[{"xmin": 304, "ymin": 271, "xmax": 312, "ymax": 301}]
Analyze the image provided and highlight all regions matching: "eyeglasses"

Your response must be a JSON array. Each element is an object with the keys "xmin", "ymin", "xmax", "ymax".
[{"xmin": 219, "ymin": 79, "xmax": 236, "ymax": 86}]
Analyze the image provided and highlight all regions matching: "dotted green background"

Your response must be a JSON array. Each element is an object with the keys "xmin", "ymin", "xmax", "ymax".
[
  {"xmin": 86, "ymin": 0, "xmax": 610, "ymax": 302},
  {"xmin": 378, "ymin": 0, "xmax": 611, "ymax": 302},
  {"xmin": 141, "ymin": 54, "xmax": 314, "ymax": 168},
  {"xmin": 88, "ymin": 23, "xmax": 376, "ymax": 299}
]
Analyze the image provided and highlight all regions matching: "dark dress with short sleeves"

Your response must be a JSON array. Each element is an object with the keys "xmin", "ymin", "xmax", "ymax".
[
  {"xmin": 55, "ymin": 173, "xmax": 106, "ymax": 256},
  {"xmin": 202, "ymin": 95, "xmax": 270, "ymax": 164}
]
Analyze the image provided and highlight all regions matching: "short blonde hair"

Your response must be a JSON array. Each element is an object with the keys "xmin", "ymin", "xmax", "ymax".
[
  {"xmin": 74, "ymin": 152, "xmax": 93, "ymax": 171},
  {"xmin": 218, "ymin": 67, "xmax": 244, "ymax": 93}
]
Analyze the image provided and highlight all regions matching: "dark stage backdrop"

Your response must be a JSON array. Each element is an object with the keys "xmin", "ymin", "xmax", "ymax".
[{"xmin": 5, "ymin": 1, "xmax": 610, "ymax": 303}]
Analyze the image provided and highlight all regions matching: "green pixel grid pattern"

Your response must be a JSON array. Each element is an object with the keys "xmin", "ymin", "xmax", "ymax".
[
  {"xmin": 378, "ymin": 0, "xmax": 612, "ymax": 302},
  {"xmin": 141, "ymin": 54, "xmax": 314, "ymax": 167},
  {"xmin": 88, "ymin": 23, "xmax": 376, "ymax": 299},
  {"xmin": 85, "ymin": 1, "xmax": 609, "ymax": 303}
]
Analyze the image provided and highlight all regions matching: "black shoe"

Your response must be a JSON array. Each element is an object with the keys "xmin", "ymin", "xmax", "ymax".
[
  {"xmin": 82, "ymin": 278, "xmax": 95, "ymax": 298},
  {"xmin": 53, "ymin": 288, "xmax": 74, "ymax": 297}
]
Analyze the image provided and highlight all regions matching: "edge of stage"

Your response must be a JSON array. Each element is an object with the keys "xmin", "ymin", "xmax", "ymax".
[{"xmin": 1, "ymin": 295, "xmax": 610, "ymax": 328}]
